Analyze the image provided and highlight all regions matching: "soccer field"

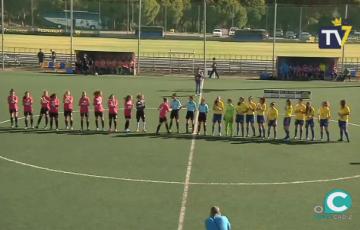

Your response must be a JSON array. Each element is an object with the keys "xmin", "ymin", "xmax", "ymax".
[
  {"xmin": 0, "ymin": 72, "xmax": 360, "ymax": 230},
  {"xmin": 3, "ymin": 34, "xmax": 360, "ymax": 57}
]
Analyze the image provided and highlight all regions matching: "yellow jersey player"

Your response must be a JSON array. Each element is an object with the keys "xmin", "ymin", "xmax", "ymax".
[
  {"xmin": 294, "ymin": 98, "xmax": 306, "ymax": 140},
  {"xmin": 246, "ymin": 96, "xmax": 257, "ymax": 137},
  {"xmin": 212, "ymin": 96, "xmax": 225, "ymax": 136},
  {"xmin": 318, "ymin": 101, "xmax": 331, "ymax": 142},
  {"xmin": 235, "ymin": 97, "xmax": 248, "ymax": 137},
  {"xmin": 256, "ymin": 97, "xmax": 267, "ymax": 138},
  {"xmin": 338, "ymin": 99, "xmax": 351, "ymax": 142},
  {"xmin": 267, "ymin": 102, "xmax": 279, "ymax": 139},
  {"xmin": 305, "ymin": 101, "xmax": 315, "ymax": 141},
  {"xmin": 283, "ymin": 99, "xmax": 293, "ymax": 140}
]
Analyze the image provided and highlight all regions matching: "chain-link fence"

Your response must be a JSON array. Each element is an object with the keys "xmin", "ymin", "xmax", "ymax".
[{"xmin": 1, "ymin": 0, "xmax": 360, "ymax": 75}]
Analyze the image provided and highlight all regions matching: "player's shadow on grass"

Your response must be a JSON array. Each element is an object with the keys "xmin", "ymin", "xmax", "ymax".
[
  {"xmin": 113, "ymin": 132, "xmax": 335, "ymax": 145},
  {"xmin": 0, "ymin": 128, "xmax": 344, "ymax": 145},
  {"xmin": 0, "ymin": 127, "xmax": 109, "ymax": 136},
  {"xmin": 230, "ymin": 139, "xmax": 337, "ymax": 145}
]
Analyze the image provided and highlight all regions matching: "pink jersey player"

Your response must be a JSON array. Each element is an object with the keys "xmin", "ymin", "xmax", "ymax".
[
  {"xmin": 7, "ymin": 89, "xmax": 19, "ymax": 128},
  {"xmin": 8, "ymin": 93, "xmax": 19, "ymax": 112},
  {"xmin": 79, "ymin": 95, "xmax": 90, "ymax": 114},
  {"xmin": 156, "ymin": 98, "xmax": 171, "ymax": 134},
  {"xmin": 108, "ymin": 97, "xmax": 119, "ymax": 115},
  {"xmin": 93, "ymin": 95, "xmax": 104, "ymax": 113},
  {"xmin": 63, "ymin": 93, "xmax": 74, "ymax": 112},
  {"xmin": 23, "ymin": 94, "xmax": 33, "ymax": 113},
  {"xmin": 23, "ymin": 91, "xmax": 34, "ymax": 128},
  {"xmin": 159, "ymin": 102, "xmax": 170, "ymax": 118},
  {"xmin": 41, "ymin": 95, "xmax": 50, "ymax": 110},
  {"xmin": 49, "ymin": 95, "xmax": 60, "ymax": 114},
  {"xmin": 124, "ymin": 96, "xmax": 133, "ymax": 118}
]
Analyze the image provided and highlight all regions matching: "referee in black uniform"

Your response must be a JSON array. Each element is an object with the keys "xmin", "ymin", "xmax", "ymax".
[{"xmin": 209, "ymin": 57, "xmax": 220, "ymax": 79}]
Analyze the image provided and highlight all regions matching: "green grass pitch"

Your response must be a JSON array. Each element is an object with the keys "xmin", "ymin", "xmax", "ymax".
[
  {"xmin": 3, "ymin": 34, "xmax": 360, "ymax": 57},
  {"xmin": 0, "ymin": 71, "xmax": 360, "ymax": 230}
]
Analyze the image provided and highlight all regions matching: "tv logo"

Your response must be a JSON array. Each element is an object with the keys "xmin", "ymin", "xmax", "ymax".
[
  {"xmin": 319, "ymin": 18, "xmax": 352, "ymax": 49},
  {"xmin": 324, "ymin": 189, "xmax": 352, "ymax": 214},
  {"xmin": 313, "ymin": 189, "xmax": 352, "ymax": 221}
]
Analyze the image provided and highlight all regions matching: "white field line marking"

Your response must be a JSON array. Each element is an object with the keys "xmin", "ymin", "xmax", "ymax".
[
  {"xmin": 0, "ymin": 155, "xmax": 183, "ymax": 185},
  {"xmin": 1, "ymin": 154, "xmax": 360, "ymax": 186},
  {"xmin": 177, "ymin": 79, "xmax": 204, "ymax": 230}
]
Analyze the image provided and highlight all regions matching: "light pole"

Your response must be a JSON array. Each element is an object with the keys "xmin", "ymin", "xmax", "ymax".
[
  {"xmin": 31, "ymin": 0, "xmax": 34, "ymax": 31},
  {"xmin": 203, "ymin": 0, "xmax": 206, "ymax": 75},
  {"xmin": 70, "ymin": 0, "xmax": 73, "ymax": 61},
  {"xmin": 272, "ymin": 0, "xmax": 277, "ymax": 77},
  {"xmin": 137, "ymin": 0, "xmax": 142, "ymax": 74},
  {"xmin": 1, "ymin": 0, "xmax": 4, "ymax": 70},
  {"xmin": 341, "ymin": 4, "xmax": 348, "ymax": 73}
]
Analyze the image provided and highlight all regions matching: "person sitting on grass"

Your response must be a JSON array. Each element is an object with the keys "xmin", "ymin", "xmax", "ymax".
[
  {"xmin": 156, "ymin": 98, "xmax": 171, "ymax": 135},
  {"xmin": 267, "ymin": 102, "xmax": 279, "ymax": 139},
  {"xmin": 205, "ymin": 206, "xmax": 231, "ymax": 230},
  {"xmin": 224, "ymin": 98, "xmax": 235, "ymax": 137}
]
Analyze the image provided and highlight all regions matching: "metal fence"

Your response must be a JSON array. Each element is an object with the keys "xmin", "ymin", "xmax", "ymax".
[{"xmin": 3, "ymin": 49, "xmax": 360, "ymax": 76}]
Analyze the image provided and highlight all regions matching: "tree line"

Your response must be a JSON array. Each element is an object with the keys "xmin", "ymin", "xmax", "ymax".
[{"xmin": 2, "ymin": 0, "xmax": 360, "ymax": 33}]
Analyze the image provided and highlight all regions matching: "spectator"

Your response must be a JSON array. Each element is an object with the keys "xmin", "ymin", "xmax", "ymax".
[
  {"xmin": 205, "ymin": 206, "xmax": 231, "ymax": 230},
  {"xmin": 37, "ymin": 49, "xmax": 45, "ymax": 67},
  {"xmin": 50, "ymin": 49, "xmax": 56, "ymax": 66},
  {"xmin": 209, "ymin": 57, "xmax": 220, "ymax": 79},
  {"xmin": 194, "ymin": 67, "xmax": 204, "ymax": 96}
]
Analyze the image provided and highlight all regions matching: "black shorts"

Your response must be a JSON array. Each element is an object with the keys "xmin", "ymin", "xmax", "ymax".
[
  {"xmin": 95, "ymin": 111, "xmax": 103, "ymax": 118},
  {"xmin": 49, "ymin": 112, "xmax": 58, "ymax": 118},
  {"xmin": 186, "ymin": 111, "xmax": 195, "ymax": 120},
  {"xmin": 80, "ymin": 112, "xmax": 89, "ymax": 118},
  {"xmin": 170, "ymin": 110, "xmax": 179, "ymax": 120},
  {"xmin": 136, "ymin": 110, "xmax": 145, "ymax": 122},
  {"xmin": 24, "ymin": 111, "xmax": 33, "ymax": 116},
  {"xmin": 9, "ymin": 109, "xmax": 17, "ymax": 114},
  {"xmin": 124, "ymin": 115, "xmax": 131, "ymax": 120},
  {"xmin": 295, "ymin": 119, "xmax": 304, "ymax": 126},
  {"xmin": 159, "ymin": 117, "xmax": 167, "ymax": 123},
  {"xmin": 40, "ymin": 108, "xmax": 49, "ymax": 115},
  {"xmin": 109, "ymin": 113, "xmax": 118, "ymax": 119},
  {"xmin": 198, "ymin": 112, "xmax": 207, "ymax": 122},
  {"xmin": 64, "ymin": 110, "xmax": 73, "ymax": 117}
]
